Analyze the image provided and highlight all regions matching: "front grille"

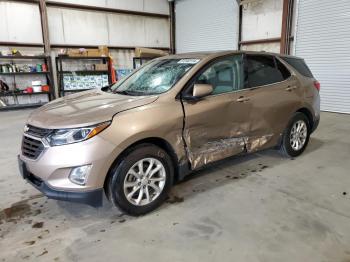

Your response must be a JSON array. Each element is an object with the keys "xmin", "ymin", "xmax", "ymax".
[
  {"xmin": 22, "ymin": 136, "xmax": 45, "ymax": 159},
  {"xmin": 26, "ymin": 125, "xmax": 52, "ymax": 138}
]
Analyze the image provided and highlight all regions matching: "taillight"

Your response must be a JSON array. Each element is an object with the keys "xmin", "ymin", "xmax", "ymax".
[{"xmin": 314, "ymin": 80, "xmax": 320, "ymax": 91}]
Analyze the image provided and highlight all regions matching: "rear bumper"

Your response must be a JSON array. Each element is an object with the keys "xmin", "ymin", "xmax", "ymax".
[
  {"xmin": 19, "ymin": 156, "xmax": 103, "ymax": 207},
  {"xmin": 312, "ymin": 116, "xmax": 320, "ymax": 133}
]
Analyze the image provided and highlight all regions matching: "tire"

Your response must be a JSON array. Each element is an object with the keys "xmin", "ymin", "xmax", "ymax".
[
  {"xmin": 106, "ymin": 143, "xmax": 174, "ymax": 216},
  {"xmin": 279, "ymin": 112, "xmax": 310, "ymax": 158}
]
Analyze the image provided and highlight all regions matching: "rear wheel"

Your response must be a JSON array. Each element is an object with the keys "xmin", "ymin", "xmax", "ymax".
[
  {"xmin": 107, "ymin": 144, "xmax": 173, "ymax": 216},
  {"xmin": 279, "ymin": 112, "xmax": 310, "ymax": 157}
]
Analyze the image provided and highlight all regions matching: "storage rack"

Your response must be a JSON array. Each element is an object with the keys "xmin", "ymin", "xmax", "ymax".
[
  {"xmin": 0, "ymin": 55, "xmax": 55, "ymax": 111},
  {"xmin": 56, "ymin": 55, "xmax": 112, "ymax": 97},
  {"xmin": 133, "ymin": 57, "xmax": 154, "ymax": 69}
]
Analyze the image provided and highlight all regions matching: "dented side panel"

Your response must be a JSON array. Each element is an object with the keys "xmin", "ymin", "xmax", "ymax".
[
  {"xmin": 187, "ymin": 136, "xmax": 246, "ymax": 169},
  {"xmin": 182, "ymin": 75, "xmax": 304, "ymax": 169},
  {"xmin": 182, "ymin": 89, "xmax": 252, "ymax": 169}
]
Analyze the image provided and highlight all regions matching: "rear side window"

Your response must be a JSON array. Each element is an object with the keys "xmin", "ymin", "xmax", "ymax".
[
  {"xmin": 276, "ymin": 59, "xmax": 291, "ymax": 79},
  {"xmin": 244, "ymin": 55, "xmax": 286, "ymax": 88},
  {"xmin": 281, "ymin": 57, "xmax": 314, "ymax": 78}
]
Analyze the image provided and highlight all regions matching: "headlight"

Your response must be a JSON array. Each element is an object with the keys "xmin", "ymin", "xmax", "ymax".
[{"xmin": 46, "ymin": 121, "xmax": 110, "ymax": 146}]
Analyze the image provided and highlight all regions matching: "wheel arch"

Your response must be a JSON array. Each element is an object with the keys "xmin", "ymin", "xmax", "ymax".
[
  {"xmin": 296, "ymin": 107, "xmax": 314, "ymax": 130},
  {"xmin": 103, "ymin": 137, "xmax": 180, "ymax": 196}
]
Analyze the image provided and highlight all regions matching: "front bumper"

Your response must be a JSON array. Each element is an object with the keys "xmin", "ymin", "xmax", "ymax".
[
  {"xmin": 19, "ymin": 133, "xmax": 120, "ymax": 191},
  {"xmin": 18, "ymin": 156, "xmax": 103, "ymax": 207}
]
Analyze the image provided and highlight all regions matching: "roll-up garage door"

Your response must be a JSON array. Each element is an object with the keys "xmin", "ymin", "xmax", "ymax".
[
  {"xmin": 294, "ymin": 0, "xmax": 350, "ymax": 114},
  {"xmin": 175, "ymin": 0, "xmax": 239, "ymax": 53}
]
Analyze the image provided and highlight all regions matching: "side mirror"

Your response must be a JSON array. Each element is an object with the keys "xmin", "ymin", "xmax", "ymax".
[{"xmin": 192, "ymin": 84, "xmax": 213, "ymax": 99}]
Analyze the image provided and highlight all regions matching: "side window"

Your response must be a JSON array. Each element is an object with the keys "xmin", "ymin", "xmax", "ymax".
[
  {"xmin": 194, "ymin": 55, "xmax": 244, "ymax": 95},
  {"xmin": 245, "ymin": 55, "xmax": 286, "ymax": 88},
  {"xmin": 281, "ymin": 57, "xmax": 314, "ymax": 78},
  {"xmin": 276, "ymin": 58, "xmax": 291, "ymax": 80}
]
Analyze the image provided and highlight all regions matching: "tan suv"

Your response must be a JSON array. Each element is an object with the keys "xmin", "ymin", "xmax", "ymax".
[{"xmin": 18, "ymin": 51, "xmax": 320, "ymax": 215}]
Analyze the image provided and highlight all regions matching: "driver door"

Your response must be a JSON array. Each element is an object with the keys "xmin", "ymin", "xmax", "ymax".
[{"xmin": 181, "ymin": 54, "xmax": 252, "ymax": 169}]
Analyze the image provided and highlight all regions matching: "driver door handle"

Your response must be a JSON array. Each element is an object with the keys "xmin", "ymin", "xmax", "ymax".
[
  {"xmin": 236, "ymin": 96, "xmax": 250, "ymax": 103},
  {"xmin": 285, "ymin": 85, "xmax": 298, "ymax": 91}
]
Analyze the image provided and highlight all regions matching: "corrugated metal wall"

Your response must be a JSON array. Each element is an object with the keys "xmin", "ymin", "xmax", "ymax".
[
  {"xmin": 295, "ymin": 0, "xmax": 350, "ymax": 114},
  {"xmin": 175, "ymin": 0, "xmax": 239, "ymax": 53}
]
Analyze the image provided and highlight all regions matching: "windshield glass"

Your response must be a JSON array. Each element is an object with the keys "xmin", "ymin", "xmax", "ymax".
[{"xmin": 110, "ymin": 58, "xmax": 200, "ymax": 95}]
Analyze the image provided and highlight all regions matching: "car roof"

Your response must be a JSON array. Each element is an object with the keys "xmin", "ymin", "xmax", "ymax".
[{"xmin": 160, "ymin": 50, "xmax": 303, "ymax": 61}]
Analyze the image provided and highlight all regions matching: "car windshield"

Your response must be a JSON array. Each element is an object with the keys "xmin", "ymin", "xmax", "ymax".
[{"xmin": 109, "ymin": 58, "xmax": 200, "ymax": 95}]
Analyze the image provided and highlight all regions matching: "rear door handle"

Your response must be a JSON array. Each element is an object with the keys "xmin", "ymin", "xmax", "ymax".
[
  {"xmin": 236, "ymin": 96, "xmax": 250, "ymax": 102},
  {"xmin": 285, "ymin": 85, "xmax": 298, "ymax": 91}
]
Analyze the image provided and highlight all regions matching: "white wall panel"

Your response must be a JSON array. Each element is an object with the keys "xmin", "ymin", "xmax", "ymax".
[
  {"xmin": 62, "ymin": 9, "xmax": 109, "ymax": 45},
  {"xmin": 107, "ymin": 14, "xmax": 145, "ymax": 46},
  {"xmin": 0, "ymin": 2, "xmax": 42, "ymax": 43},
  {"xmin": 242, "ymin": 0, "xmax": 282, "ymax": 41},
  {"xmin": 51, "ymin": 0, "xmax": 107, "ymax": 8},
  {"xmin": 107, "ymin": 0, "xmax": 144, "ymax": 12},
  {"xmin": 144, "ymin": 0, "xmax": 169, "ymax": 14},
  {"xmin": 144, "ymin": 17, "xmax": 170, "ymax": 47},
  {"xmin": 295, "ymin": 0, "xmax": 350, "ymax": 114},
  {"xmin": 241, "ymin": 42, "xmax": 280, "ymax": 53},
  {"xmin": 48, "ymin": 7, "xmax": 170, "ymax": 48},
  {"xmin": 47, "ymin": 8, "xmax": 65, "ymax": 44},
  {"xmin": 0, "ymin": 4, "xmax": 8, "ymax": 42},
  {"xmin": 50, "ymin": 0, "xmax": 169, "ymax": 15},
  {"xmin": 175, "ymin": 0, "xmax": 239, "ymax": 53},
  {"xmin": 48, "ymin": 8, "xmax": 109, "ymax": 45}
]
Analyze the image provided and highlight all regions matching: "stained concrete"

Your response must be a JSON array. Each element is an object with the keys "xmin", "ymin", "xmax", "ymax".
[{"xmin": 0, "ymin": 110, "xmax": 349, "ymax": 262}]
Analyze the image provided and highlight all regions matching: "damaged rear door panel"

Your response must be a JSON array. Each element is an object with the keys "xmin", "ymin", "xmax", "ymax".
[{"xmin": 242, "ymin": 54, "xmax": 304, "ymax": 153}]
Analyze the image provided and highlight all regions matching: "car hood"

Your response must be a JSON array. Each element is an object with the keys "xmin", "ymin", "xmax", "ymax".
[{"xmin": 27, "ymin": 89, "xmax": 159, "ymax": 129}]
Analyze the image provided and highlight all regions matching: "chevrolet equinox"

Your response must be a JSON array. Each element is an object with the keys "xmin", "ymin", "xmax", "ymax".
[{"xmin": 18, "ymin": 51, "xmax": 320, "ymax": 215}]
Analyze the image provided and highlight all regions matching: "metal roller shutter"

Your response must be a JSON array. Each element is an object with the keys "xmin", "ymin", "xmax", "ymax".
[
  {"xmin": 175, "ymin": 0, "xmax": 239, "ymax": 53},
  {"xmin": 294, "ymin": 0, "xmax": 350, "ymax": 114}
]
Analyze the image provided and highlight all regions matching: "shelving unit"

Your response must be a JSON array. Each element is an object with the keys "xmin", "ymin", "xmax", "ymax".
[
  {"xmin": 0, "ymin": 56, "xmax": 55, "ymax": 111},
  {"xmin": 0, "ymin": 71, "xmax": 50, "ymax": 76},
  {"xmin": 56, "ymin": 55, "xmax": 112, "ymax": 97},
  {"xmin": 133, "ymin": 57, "xmax": 154, "ymax": 69}
]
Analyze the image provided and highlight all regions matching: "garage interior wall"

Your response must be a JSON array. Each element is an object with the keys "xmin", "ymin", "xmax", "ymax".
[
  {"xmin": 175, "ymin": 0, "xmax": 239, "ymax": 53},
  {"xmin": 0, "ymin": 2, "xmax": 43, "ymax": 45},
  {"xmin": 240, "ymin": 0, "xmax": 283, "ymax": 53},
  {"xmin": 0, "ymin": 0, "xmax": 170, "ymax": 96},
  {"xmin": 48, "ymin": 0, "xmax": 169, "ymax": 14},
  {"xmin": 294, "ymin": 0, "xmax": 350, "ymax": 114}
]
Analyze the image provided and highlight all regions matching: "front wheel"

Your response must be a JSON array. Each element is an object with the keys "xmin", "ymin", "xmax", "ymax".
[
  {"xmin": 107, "ymin": 144, "xmax": 174, "ymax": 216},
  {"xmin": 279, "ymin": 112, "xmax": 310, "ymax": 158}
]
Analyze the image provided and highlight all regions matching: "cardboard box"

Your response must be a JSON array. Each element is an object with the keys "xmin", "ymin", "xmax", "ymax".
[
  {"xmin": 95, "ymin": 64, "xmax": 108, "ymax": 71},
  {"xmin": 86, "ymin": 49, "xmax": 100, "ymax": 57},
  {"xmin": 67, "ymin": 46, "xmax": 109, "ymax": 57},
  {"xmin": 98, "ymin": 46, "xmax": 109, "ymax": 57},
  {"xmin": 135, "ymin": 47, "xmax": 168, "ymax": 58},
  {"xmin": 67, "ymin": 48, "xmax": 88, "ymax": 57}
]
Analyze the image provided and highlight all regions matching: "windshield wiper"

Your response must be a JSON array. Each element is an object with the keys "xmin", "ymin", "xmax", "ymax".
[
  {"xmin": 114, "ymin": 90, "xmax": 146, "ymax": 96},
  {"xmin": 114, "ymin": 90, "xmax": 134, "ymax": 95}
]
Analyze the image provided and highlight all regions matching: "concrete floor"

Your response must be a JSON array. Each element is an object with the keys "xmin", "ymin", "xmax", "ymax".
[{"xmin": 0, "ymin": 110, "xmax": 349, "ymax": 262}]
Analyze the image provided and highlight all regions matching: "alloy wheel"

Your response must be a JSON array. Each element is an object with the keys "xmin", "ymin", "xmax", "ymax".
[
  {"xmin": 290, "ymin": 120, "xmax": 308, "ymax": 151},
  {"xmin": 123, "ymin": 158, "xmax": 166, "ymax": 206}
]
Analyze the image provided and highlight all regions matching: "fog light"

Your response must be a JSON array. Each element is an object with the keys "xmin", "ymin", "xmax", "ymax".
[{"xmin": 69, "ymin": 165, "xmax": 91, "ymax": 185}]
